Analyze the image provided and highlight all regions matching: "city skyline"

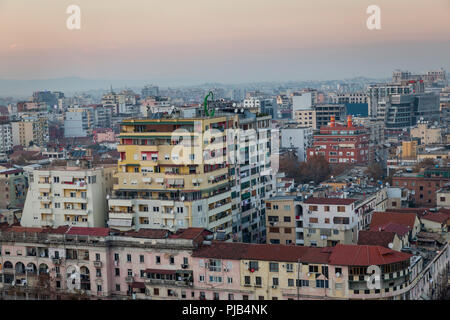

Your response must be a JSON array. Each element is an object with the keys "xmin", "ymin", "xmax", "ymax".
[{"xmin": 1, "ymin": 0, "xmax": 449, "ymax": 84}]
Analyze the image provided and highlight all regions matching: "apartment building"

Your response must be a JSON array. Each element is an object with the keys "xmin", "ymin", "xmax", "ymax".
[
  {"xmin": 437, "ymin": 185, "xmax": 450, "ymax": 209},
  {"xmin": 21, "ymin": 161, "xmax": 116, "ymax": 228},
  {"xmin": 232, "ymin": 114, "xmax": 274, "ymax": 243},
  {"xmin": 11, "ymin": 117, "xmax": 49, "ymax": 147},
  {"xmin": 392, "ymin": 173, "xmax": 450, "ymax": 207},
  {"xmin": 265, "ymin": 196, "xmax": 300, "ymax": 245},
  {"xmin": 64, "ymin": 107, "xmax": 94, "ymax": 138},
  {"xmin": 108, "ymin": 116, "xmax": 235, "ymax": 240},
  {"xmin": 1, "ymin": 225, "xmax": 447, "ymax": 300},
  {"xmin": 0, "ymin": 168, "xmax": 28, "ymax": 209},
  {"xmin": 410, "ymin": 121, "xmax": 442, "ymax": 145},
  {"xmin": 292, "ymin": 109, "xmax": 316, "ymax": 129},
  {"xmin": 280, "ymin": 126, "xmax": 313, "ymax": 162},
  {"xmin": 329, "ymin": 92, "xmax": 368, "ymax": 104},
  {"xmin": 313, "ymin": 104, "xmax": 346, "ymax": 129},
  {"xmin": 0, "ymin": 122, "xmax": 12, "ymax": 154},
  {"xmin": 307, "ymin": 116, "xmax": 370, "ymax": 165},
  {"xmin": 301, "ymin": 198, "xmax": 359, "ymax": 247}
]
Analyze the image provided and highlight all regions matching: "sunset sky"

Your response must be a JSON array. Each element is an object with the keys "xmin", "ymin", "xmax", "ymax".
[{"xmin": 1, "ymin": 0, "xmax": 449, "ymax": 84}]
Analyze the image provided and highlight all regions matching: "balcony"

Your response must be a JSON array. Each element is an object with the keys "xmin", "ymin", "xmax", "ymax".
[{"xmin": 125, "ymin": 276, "xmax": 134, "ymax": 283}]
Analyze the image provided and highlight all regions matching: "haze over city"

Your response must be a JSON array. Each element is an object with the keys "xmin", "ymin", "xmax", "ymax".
[{"xmin": 1, "ymin": 0, "xmax": 450, "ymax": 85}]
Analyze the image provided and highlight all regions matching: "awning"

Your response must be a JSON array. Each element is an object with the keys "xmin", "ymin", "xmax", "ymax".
[
  {"xmin": 175, "ymin": 179, "xmax": 184, "ymax": 185},
  {"xmin": 155, "ymin": 178, "xmax": 164, "ymax": 183},
  {"xmin": 144, "ymin": 269, "xmax": 176, "ymax": 275}
]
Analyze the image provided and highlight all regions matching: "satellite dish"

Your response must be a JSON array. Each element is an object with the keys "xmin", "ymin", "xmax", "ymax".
[
  {"xmin": 232, "ymin": 103, "xmax": 236, "ymax": 107},
  {"xmin": 181, "ymin": 196, "xmax": 185, "ymax": 201},
  {"xmin": 234, "ymin": 109, "xmax": 238, "ymax": 113},
  {"xmin": 388, "ymin": 243, "xmax": 393, "ymax": 249}
]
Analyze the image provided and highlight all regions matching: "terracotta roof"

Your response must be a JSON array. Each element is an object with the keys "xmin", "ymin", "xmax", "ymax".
[
  {"xmin": 192, "ymin": 242, "xmax": 331, "ymax": 264},
  {"xmin": 357, "ymin": 231, "xmax": 396, "ymax": 247},
  {"xmin": 50, "ymin": 226, "xmax": 110, "ymax": 237},
  {"xmin": 329, "ymin": 244, "xmax": 412, "ymax": 266},
  {"xmin": 121, "ymin": 229, "xmax": 169, "ymax": 239},
  {"xmin": 303, "ymin": 197, "xmax": 357, "ymax": 205},
  {"xmin": 421, "ymin": 212, "xmax": 450, "ymax": 224},
  {"xmin": 379, "ymin": 222, "xmax": 410, "ymax": 236},
  {"xmin": 168, "ymin": 228, "xmax": 212, "ymax": 240},
  {"xmin": 370, "ymin": 212, "xmax": 417, "ymax": 231},
  {"xmin": 439, "ymin": 208, "xmax": 450, "ymax": 214}
]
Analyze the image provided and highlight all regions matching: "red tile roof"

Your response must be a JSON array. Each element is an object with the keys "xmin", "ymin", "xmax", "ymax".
[
  {"xmin": 421, "ymin": 212, "xmax": 450, "ymax": 224},
  {"xmin": 357, "ymin": 231, "xmax": 396, "ymax": 247},
  {"xmin": 379, "ymin": 222, "xmax": 410, "ymax": 236},
  {"xmin": 121, "ymin": 229, "xmax": 169, "ymax": 239},
  {"xmin": 370, "ymin": 212, "xmax": 417, "ymax": 231},
  {"xmin": 192, "ymin": 242, "xmax": 331, "ymax": 264},
  {"xmin": 303, "ymin": 197, "xmax": 357, "ymax": 205},
  {"xmin": 329, "ymin": 244, "xmax": 411, "ymax": 266},
  {"xmin": 50, "ymin": 226, "xmax": 110, "ymax": 237},
  {"xmin": 168, "ymin": 228, "xmax": 212, "ymax": 240}
]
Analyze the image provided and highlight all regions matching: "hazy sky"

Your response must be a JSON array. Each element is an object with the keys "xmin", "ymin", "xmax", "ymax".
[{"xmin": 1, "ymin": 0, "xmax": 449, "ymax": 84}]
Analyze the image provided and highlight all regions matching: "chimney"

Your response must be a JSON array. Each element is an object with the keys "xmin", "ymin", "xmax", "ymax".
[
  {"xmin": 347, "ymin": 115, "xmax": 352, "ymax": 127},
  {"xmin": 330, "ymin": 116, "xmax": 335, "ymax": 127}
]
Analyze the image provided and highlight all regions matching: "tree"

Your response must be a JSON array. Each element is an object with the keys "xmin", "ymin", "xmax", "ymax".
[
  {"xmin": 412, "ymin": 158, "xmax": 436, "ymax": 173},
  {"xmin": 365, "ymin": 163, "xmax": 384, "ymax": 181}
]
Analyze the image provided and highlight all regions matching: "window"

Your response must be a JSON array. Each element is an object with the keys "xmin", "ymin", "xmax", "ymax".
[
  {"xmin": 269, "ymin": 262, "xmax": 279, "ymax": 272},
  {"xmin": 284, "ymin": 216, "xmax": 291, "ymax": 222},
  {"xmin": 324, "ymin": 206, "xmax": 330, "ymax": 212},
  {"xmin": 140, "ymin": 255, "xmax": 144, "ymax": 263},
  {"xmin": 156, "ymin": 256, "xmax": 161, "ymax": 264},
  {"xmin": 244, "ymin": 276, "xmax": 250, "ymax": 285},
  {"xmin": 96, "ymin": 269, "xmax": 101, "ymax": 277},
  {"xmin": 227, "ymin": 277, "xmax": 233, "ymax": 284},
  {"xmin": 199, "ymin": 275, "xmax": 205, "ymax": 282},
  {"xmin": 335, "ymin": 267, "xmax": 342, "ymax": 275},
  {"xmin": 127, "ymin": 254, "xmax": 132, "ymax": 262},
  {"xmin": 337, "ymin": 206, "xmax": 345, "ymax": 212},
  {"xmin": 114, "ymin": 253, "xmax": 119, "ymax": 261},
  {"xmin": 116, "ymin": 284, "xmax": 120, "ymax": 292},
  {"xmin": 249, "ymin": 261, "xmax": 259, "ymax": 271},
  {"xmin": 288, "ymin": 279, "xmax": 294, "ymax": 287},
  {"xmin": 53, "ymin": 177, "xmax": 59, "ymax": 183},
  {"xmin": 255, "ymin": 277, "xmax": 262, "ymax": 286},
  {"xmin": 127, "ymin": 269, "xmax": 132, "ymax": 276},
  {"xmin": 115, "ymin": 268, "xmax": 120, "ymax": 276},
  {"xmin": 309, "ymin": 217, "xmax": 318, "ymax": 223},
  {"xmin": 169, "ymin": 256, "xmax": 175, "ymax": 264},
  {"xmin": 272, "ymin": 278, "xmax": 279, "ymax": 286},
  {"xmin": 97, "ymin": 285, "xmax": 102, "ymax": 292},
  {"xmin": 183, "ymin": 257, "xmax": 188, "ymax": 265},
  {"xmin": 95, "ymin": 253, "xmax": 100, "ymax": 261},
  {"xmin": 153, "ymin": 288, "xmax": 159, "ymax": 296},
  {"xmin": 309, "ymin": 265, "xmax": 319, "ymax": 273},
  {"xmin": 228, "ymin": 294, "xmax": 234, "ymax": 300},
  {"xmin": 286, "ymin": 264, "xmax": 293, "ymax": 272},
  {"xmin": 284, "ymin": 228, "xmax": 292, "ymax": 233},
  {"xmin": 316, "ymin": 280, "xmax": 329, "ymax": 288}
]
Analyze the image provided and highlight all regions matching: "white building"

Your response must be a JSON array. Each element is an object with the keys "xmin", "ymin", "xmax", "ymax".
[
  {"xmin": 21, "ymin": 162, "xmax": 116, "ymax": 228},
  {"xmin": 280, "ymin": 127, "xmax": 313, "ymax": 161},
  {"xmin": 0, "ymin": 122, "xmax": 13, "ymax": 153}
]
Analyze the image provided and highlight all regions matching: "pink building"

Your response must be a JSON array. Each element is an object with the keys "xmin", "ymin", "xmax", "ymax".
[{"xmin": 93, "ymin": 129, "xmax": 116, "ymax": 144}]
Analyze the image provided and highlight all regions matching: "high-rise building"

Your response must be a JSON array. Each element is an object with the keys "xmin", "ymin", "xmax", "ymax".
[
  {"xmin": 64, "ymin": 107, "xmax": 94, "ymax": 138},
  {"xmin": 0, "ymin": 121, "xmax": 13, "ymax": 153},
  {"xmin": 141, "ymin": 85, "xmax": 159, "ymax": 99},
  {"xmin": 313, "ymin": 103, "xmax": 346, "ymax": 129},
  {"xmin": 11, "ymin": 116, "xmax": 49, "ymax": 147},
  {"xmin": 108, "ymin": 116, "xmax": 236, "ymax": 240},
  {"xmin": 0, "ymin": 167, "xmax": 28, "ymax": 209}
]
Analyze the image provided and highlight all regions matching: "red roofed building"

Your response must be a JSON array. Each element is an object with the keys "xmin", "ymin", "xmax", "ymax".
[
  {"xmin": 307, "ymin": 115, "xmax": 370, "ymax": 165},
  {"xmin": 370, "ymin": 212, "xmax": 421, "ymax": 240}
]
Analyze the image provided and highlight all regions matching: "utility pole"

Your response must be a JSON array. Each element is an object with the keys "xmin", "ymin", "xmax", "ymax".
[{"xmin": 297, "ymin": 258, "xmax": 301, "ymax": 300}]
